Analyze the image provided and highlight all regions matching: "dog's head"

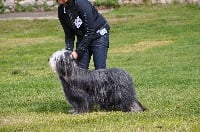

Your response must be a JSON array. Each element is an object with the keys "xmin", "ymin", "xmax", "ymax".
[{"xmin": 49, "ymin": 49, "xmax": 74, "ymax": 75}]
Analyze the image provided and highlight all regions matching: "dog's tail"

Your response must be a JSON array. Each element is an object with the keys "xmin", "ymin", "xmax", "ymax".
[{"xmin": 131, "ymin": 99, "xmax": 147, "ymax": 112}]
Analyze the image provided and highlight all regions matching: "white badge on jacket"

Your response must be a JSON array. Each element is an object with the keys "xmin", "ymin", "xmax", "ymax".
[{"xmin": 74, "ymin": 16, "xmax": 83, "ymax": 28}]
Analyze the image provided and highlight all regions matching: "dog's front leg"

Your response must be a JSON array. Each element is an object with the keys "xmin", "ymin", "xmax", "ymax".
[
  {"xmin": 59, "ymin": 76, "xmax": 92, "ymax": 114},
  {"xmin": 69, "ymin": 87, "xmax": 93, "ymax": 114}
]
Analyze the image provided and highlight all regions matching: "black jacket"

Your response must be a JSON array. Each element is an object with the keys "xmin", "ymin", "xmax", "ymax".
[{"xmin": 58, "ymin": 0, "xmax": 109, "ymax": 56}]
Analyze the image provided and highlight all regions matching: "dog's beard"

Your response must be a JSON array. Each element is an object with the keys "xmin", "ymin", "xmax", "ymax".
[{"xmin": 49, "ymin": 50, "xmax": 66, "ymax": 73}]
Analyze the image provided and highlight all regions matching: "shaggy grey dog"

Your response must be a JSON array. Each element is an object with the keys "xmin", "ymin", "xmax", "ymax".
[{"xmin": 49, "ymin": 50, "xmax": 146, "ymax": 114}]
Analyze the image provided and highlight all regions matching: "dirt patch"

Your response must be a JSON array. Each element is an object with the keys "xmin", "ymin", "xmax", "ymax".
[
  {"xmin": 108, "ymin": 17, "xmax": 131, "ymax": 24},
  {"xmin": 0, "ymin": 37, "xmax": 62, "ymax": 48},
  {"xmin": 110, "ymin": 40, "xmax": 173, "ymax": 53},
  {"xmin": 0, "ymin": 10, "xmax": 110, "ymax": 20}
]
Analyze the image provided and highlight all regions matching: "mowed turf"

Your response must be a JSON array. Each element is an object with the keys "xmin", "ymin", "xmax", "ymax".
[{"xmin": 0, "ymin": 5, "xmax": 199, "ymax": 131}]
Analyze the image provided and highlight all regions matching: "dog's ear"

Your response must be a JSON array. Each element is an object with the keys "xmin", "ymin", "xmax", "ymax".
[
  {"xmin": 63, "ymin": 50, "xmax": 73, "ymax": 60},
  {"xmin": 64, "ymin": 49, "xmax": 72, "ymax": 55}
]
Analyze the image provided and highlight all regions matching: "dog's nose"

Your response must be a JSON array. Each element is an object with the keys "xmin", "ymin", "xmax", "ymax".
[{"xmin": 48, "ymin": 58, "xmax": 50, "ymax": 62}]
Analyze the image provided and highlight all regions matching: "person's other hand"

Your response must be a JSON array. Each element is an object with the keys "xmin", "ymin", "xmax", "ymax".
[{"xmin": 71, "ymin": 51, "xmax": 78, "ymax": 59}]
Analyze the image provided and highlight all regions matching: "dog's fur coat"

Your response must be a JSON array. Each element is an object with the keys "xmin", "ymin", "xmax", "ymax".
[{"xmin": 49, "ymin": 50, "xmax": 146, "ymax": 114}]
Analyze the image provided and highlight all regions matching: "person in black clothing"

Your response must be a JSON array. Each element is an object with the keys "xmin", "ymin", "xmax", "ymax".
[{"xmin": 57, "ymin": 0, "xmax": 110, "ymax": 70}]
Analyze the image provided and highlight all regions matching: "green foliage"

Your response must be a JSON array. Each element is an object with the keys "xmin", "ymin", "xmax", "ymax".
[
  {"xmin": 15, "ymin": 4, "xmax": 33, "ymax": 12},
  {"xmin": 14, "ymin": 3, "xmax": 55, "ymax": 12},
  {"xmin": 94, "ymin": 0, "xmax": 119, "ymax": 8},
  {"xmin": 0, "ymin": 5, "xmax": 200, "ymax": 131},
  {"xmin": 0, "ymin": 0, "xmax": 6, "ymax": 13},
  {"xmin": 43, "ymin": 3, "xmax": 53, "ymax": 11}
]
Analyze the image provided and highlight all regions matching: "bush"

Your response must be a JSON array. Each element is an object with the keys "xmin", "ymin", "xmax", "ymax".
[
  {"xmin": 0, "ymin": 0, "xmax": 6, "ymax": 13},
  {"xmin": 94, "ymin": 0, "xmax": 119, "ymax": 8},
  {"xmin": 14, "ymin": 3, "xmax": 55, "ymax": 12},
  {"xmin": 15, "ymin": 4, "xmax": 34, "ymax": 12}
]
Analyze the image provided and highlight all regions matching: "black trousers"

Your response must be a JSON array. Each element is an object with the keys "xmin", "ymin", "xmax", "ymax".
[{"xmin": 77, "ymin": 33, "xmax": 109, "ymax": 70}]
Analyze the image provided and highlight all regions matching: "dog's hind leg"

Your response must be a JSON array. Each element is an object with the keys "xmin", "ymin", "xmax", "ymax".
[{"xmin": 131, "ymin": 99, "xmax": 147, "ymax": 112}]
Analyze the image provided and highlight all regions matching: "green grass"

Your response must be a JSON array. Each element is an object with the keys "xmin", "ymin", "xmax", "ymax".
[{"xmin": 0, "ymin": 5, "xmax": 200, "ymax": 131}]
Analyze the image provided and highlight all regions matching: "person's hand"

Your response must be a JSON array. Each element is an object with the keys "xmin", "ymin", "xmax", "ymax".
[{"xmin": 71, "ymin": 51, "xmax": 78, "ymax": 59}]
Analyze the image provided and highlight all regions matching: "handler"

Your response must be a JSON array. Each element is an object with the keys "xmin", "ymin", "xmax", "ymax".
[{"xmin": 57, "ymin": 0, "xmax": 110, "ymax": 70}]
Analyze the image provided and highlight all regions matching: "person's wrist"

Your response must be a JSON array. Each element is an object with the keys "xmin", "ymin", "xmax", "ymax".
[{"xmin": 71, "ymin": 51, "xmax": 78, "ymax": 59}]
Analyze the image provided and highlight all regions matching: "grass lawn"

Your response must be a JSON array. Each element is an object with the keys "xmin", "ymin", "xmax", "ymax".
[{"xmin": 0, "ymin": 5, "xmax": 199, "ymax": 131}]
